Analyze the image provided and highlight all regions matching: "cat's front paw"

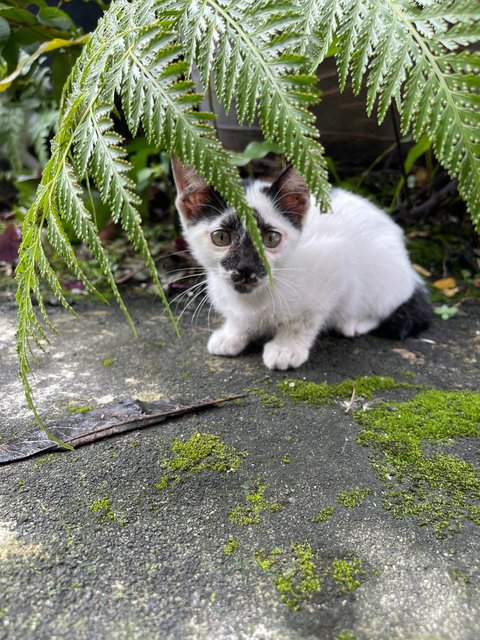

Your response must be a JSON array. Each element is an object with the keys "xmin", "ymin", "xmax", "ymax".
[
  {"xmin": 263, "ymin": 341, "xmax": 309, "ymax": 370},
  {"xmin": 208, "ymin": 328, "xmax": 248, "ymax": 357}
]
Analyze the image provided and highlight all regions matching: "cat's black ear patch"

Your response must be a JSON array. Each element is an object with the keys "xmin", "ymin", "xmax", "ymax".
[
  {"xmin": 172, "ymin": 157, "xmax": 226, "ymax": 223},
  {"xmin": 265, "ymin": 167, "xmax": 310, "ymax": 228}
]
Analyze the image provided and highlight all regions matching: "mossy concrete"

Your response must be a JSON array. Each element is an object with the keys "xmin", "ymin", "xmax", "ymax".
[{"xmin": 0, "ymin": 291, "xmax": 479, "ymax": 640}]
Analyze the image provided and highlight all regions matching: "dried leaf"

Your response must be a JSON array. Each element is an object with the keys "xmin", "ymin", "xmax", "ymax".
[
  {"xmin": 412, "ymin": 263, "xmax": 431, "ymax": 278},
  {"xmin": 392, "ymin": 347, "xmax": 425, "ymax": 365},
  {"xmin": 433, "ymin": 277, "xmax": 457, "ymax": 290},
  {"xmin": 0, "ymin": 394, "xmax": 245, "ymax": 464}
]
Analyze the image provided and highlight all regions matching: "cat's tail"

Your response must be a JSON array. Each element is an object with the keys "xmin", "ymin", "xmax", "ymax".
[{"xmin": 374, "ymin": 285, "xmax": 433, "ymax": 340}]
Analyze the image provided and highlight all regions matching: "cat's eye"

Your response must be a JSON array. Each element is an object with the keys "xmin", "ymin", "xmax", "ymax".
[
  {"xmin": 211, "ymin": 229, "xmax": 232, "ymax": 246},
  {"xmin": 263, "ymin": 230, "xmax": 282, "ymax": 248}
]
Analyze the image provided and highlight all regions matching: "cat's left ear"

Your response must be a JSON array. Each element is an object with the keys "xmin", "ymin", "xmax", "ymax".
[{"xmin": 266, "ymin": 167, "xmax": 310, "ymax": 227}]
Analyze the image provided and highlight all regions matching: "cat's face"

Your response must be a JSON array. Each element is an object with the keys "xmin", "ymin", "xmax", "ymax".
[{"xmin": 172, "ymin": 159, "xmax": 310, "ymax": 294}]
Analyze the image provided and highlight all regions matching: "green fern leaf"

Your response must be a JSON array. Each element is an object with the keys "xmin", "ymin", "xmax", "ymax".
[
  {"xmin": 173, "ymin": 0, "xmax": 330, "ymax": 205},
  {"xmin": 298, "ymin": 0, "xmax": 480, "ymax": 228}
]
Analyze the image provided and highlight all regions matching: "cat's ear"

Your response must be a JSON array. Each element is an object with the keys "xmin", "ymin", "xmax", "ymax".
[
  {"xmin": 267, "ymin": 167, "xmax": 310, "ymax": 226},
  {"xmin": 172, "ymin": 157, "xmax": 221, "ymax": 223}
]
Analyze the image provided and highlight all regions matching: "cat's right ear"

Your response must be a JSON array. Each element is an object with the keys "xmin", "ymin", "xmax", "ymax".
[
  {"xmin": 266, "ymin": 166, "xmax": 310, "ymax": 228},
  {"xmin": 172, "ymin": 157, "xmax": 217, "ymax": 224}
]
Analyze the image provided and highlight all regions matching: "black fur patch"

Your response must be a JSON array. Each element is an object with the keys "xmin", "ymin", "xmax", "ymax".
[
  {"xmin": 261, "ymin": 184, "xmax": 304, "ymax": 230},
  {"xmin": 218, "ymin": 214, "xmax": 243, "ymax": 232},
  {"xmin": 374, "ymin": 286, "xmax": 432, "ymax": 340},
  {"xmin": 220, "ymin": 232, "xmax": 267, "ymax": 279},
  {"xmin": 183, "ymin": 188, "xmax": 227, "ymax": 223}
]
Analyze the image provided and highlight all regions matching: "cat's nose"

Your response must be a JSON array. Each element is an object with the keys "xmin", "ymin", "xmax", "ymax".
[{"xmin": 234, "ymin": 267, "xmax": 257, "ymax": 281}]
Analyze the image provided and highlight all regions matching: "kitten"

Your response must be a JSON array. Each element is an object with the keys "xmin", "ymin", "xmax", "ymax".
[{"xmin": 172, "ymin": 158, "xmax": 431, "ymax": 370}]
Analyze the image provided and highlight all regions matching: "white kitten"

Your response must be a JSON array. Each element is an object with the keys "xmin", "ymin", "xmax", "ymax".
[{"xmin": 172, "ymin": 159, "xmax": 431, "ymax": 370}]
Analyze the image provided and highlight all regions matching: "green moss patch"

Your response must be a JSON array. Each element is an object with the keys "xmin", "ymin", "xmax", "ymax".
[
  {"xmin": 331, "ymin": 557, "xmax": 365, "ymax": 593},
  {"xmin": 247, "ymin": 387, "xmax": 285, "ymax": 408},
  {"xmin": 336, "ymin": 487, "xmax": 370, "ymax": 509},
  {"xmin": 68, "ymin": 405, "xmax": 93, "ymax": 414},
  {"xmin": 356, "ymin": 389, "xmax": 480, "ymax": 536},
  {"xmin": 229, "ymin": 478, "xmax": 283, "ymax": 526},
  {"xmin": 155, "ymin": 432, "xmax": 248, "ymax": 491},
  {"xmin": 89, "ymin": 497, "xmax": 123, "ymax": 524},
  {"xmin": 257, "ymin": 543, "xmax": 322, "ymax": 611},
  {"xmin": 312, "ymin": 506, "xmax": 335, "ymax": 522},
  {"xmin": 256, "ymin": 543, "xmax": 367, "ymax": 611},
  {"xmin": 224, "ymin": 538, "xmax": 239, "ymax": 556},
  {"xmin": 279, "ymin": 375, "xmax": 480, "ymax": 537},
  {"xmin": 278, "ymin": 375, "xmax": 416, "ymax": 406}
]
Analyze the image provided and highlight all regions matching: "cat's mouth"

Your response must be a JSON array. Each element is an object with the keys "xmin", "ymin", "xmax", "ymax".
[{"xmin": 231, "ymin": 275, "xmax": 261, "ymax": 294}]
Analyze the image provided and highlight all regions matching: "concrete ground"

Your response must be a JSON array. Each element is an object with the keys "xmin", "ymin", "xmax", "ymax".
[{"xmin": 0, "ymin": 288, "xmax": 479, "ymax": 640}]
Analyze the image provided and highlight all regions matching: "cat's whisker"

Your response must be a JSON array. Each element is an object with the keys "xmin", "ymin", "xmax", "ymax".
[
  {"xmin": 271, "ymin": 267, "xmax": 310, "ymax": 274},
  {"xmin": 206, "ymin": 301, "xmax": 215, "ymax": 332},
  {"xmin": 164, "ymin": 272, "xmax": 206, "ymax": 288},
  {"xmin": 176, "ymin": 283, "xmax": 209, "ymax": 323},
  {"xmin": 161, "ymin": 266, "xmax": 206, "ymax": 278},
  {"xmin": 269, "ymin": 274, "xmax": 303, "ymax": 299},
  {"xmin": 157, "ymin": 248, "xmax": 194, "ymax": 261},
  {"xmin": 169, "ymin": 280, "xmax": 208, "ymax": 309},
  {"xmin": 192, "ymin": 291, "xmax": 211, "ymax": 326}
]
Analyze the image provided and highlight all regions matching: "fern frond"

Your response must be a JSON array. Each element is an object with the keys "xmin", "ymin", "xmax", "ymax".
[
  {"xmin": 302, "ymin": 0, "xmax": 480, "ymax": 228},
  {"xmin": 15, "ymin": 0, "xmax": 263, "ymax": 438},
  {"xmin": 173, "ymin": 0, "xmax": 330, "ymax": 205}
]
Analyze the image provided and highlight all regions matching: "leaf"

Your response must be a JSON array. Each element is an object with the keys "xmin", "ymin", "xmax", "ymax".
[
  {"xmin": 0, "ymin": 15, "xmax": 10, "ymax": 44},
  {"xmin": 0, "ymin": 394, "xmax": 246, "ymax": 464},
  {"xmin": 404, "ymin": 133, "xmax": 432, "ymax": 175},
  {"xmin": 37, "ymin": 7, "xmax": 73, "ymax": 31},
  {"xmin": 231, "ymin": 140, "xmax": 283, "ymax": 166},
  {"xmin": 434, "ymin": 304, "xmax": 459, "ymax": 320},
  {"xmin": 433, "ymin": 277, "xmax": 457, "ymax": 290},
  {"xmin": 0, "ymin": 34, "xmax": 88, "ymax": 91},
  {"xmin": 412, "ymin": 263, "xmax": 432, "ymax": 278},
  {"xmin": 179, "ymin": 0, "xmax": 330, "ymax": 206}
]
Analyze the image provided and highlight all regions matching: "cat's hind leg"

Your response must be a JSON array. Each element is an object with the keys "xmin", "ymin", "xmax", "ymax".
[
  {"xmin": 339, "ymin": 318, "xmax": 380, "ymax": 337},
  {"xmin": 208, "ymin": 319, "xmax": 250, "ymax": 357}
]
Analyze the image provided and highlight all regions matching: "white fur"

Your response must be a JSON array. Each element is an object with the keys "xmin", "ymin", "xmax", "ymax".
[{"xmin": 178, "ymin": 182, "xmax": 422, "ymax": 370}]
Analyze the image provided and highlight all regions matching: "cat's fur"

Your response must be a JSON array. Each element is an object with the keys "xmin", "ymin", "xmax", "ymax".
[{"xmin": 172, "ymin": 158, "xmax": 432, "ymax": 370}]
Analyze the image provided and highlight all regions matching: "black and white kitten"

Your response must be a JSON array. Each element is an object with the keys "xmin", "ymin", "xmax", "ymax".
[{"xmin": 172, "ymin": 158, "xmax": 431, "ymax": 370}]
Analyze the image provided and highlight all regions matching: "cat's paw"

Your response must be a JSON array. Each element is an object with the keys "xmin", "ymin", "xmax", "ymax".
[
  {"xmin": 208, "ymin": 329, "xmax": 248, "ymax": 357},
  {"xmin": 263, "ymin": 342, "xmax": 309, "ymax": 370}
]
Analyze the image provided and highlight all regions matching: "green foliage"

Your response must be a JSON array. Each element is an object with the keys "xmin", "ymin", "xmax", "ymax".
[
  {"xmin": 302, "ymin": 0, "xmax": 480, "ymax": 225},
  {"xmin": 3, "ymin": 0, "xmax": 480, "ymax": 437},
  {"xmin": 0, "ymin": 1, "xmax": 90, "ymax": 224}
]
